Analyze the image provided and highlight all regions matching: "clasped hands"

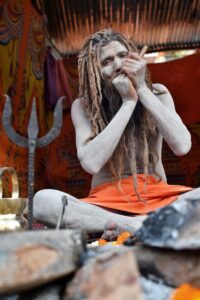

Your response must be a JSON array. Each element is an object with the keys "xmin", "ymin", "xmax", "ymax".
[{"xmin": 112, "ymin": 46, "xmax": 148, "ymax": 103}]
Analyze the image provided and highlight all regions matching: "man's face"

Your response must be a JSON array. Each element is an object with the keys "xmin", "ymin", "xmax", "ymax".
[{"xmin": 99, "ymin": 41, "xmax": 128, "ymax": 83}]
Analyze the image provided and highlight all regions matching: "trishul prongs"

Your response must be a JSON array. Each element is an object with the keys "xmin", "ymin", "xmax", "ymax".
[{"xmin": 2, "ymin": 95, "xmax": 64, "ymax": 229}]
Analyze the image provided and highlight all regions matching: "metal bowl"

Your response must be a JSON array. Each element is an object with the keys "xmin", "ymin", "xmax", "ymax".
[
  {"xmin": 0, "ymin": 197, "xmax": 26, "ymax": 215},
  {"xmin": 0, "ymin": 167, "xmax": 28, "ymax": 231}
]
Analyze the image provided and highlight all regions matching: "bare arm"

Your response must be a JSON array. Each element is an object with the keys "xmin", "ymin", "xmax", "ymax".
[
  {"xmin": 122, "ymin": 52, "xmax": 191, "ymax": 156},
  {"xmin": 71, "ymin": 97, "xmax": 136, "ymax": 175},
  {"xmin": 137, "ymin": 84, "xmax": 191, "ymax": 155}
]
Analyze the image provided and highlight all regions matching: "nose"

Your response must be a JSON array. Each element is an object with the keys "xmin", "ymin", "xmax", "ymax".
[{"xmin": 114, "ymin": 56, "xmax": 123, "ymax": 72}]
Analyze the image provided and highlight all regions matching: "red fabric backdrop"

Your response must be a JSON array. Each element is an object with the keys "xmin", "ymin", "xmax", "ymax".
[
  {"xmin": 148, "ymin": 53, "xmax": 200, "ymax": 188},
  {"xmin": 148, "ymin": 53, "xmax": 200, "ymax": 125}
]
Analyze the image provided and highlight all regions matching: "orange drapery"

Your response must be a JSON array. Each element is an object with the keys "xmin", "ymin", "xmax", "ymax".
[{"xmin": 81, "ymin": 175, "xmax": 192, "ymax": 214}]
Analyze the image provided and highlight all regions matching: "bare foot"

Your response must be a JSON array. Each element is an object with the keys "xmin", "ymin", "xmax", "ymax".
[{"xmin": 101, "ymin": 221, "xmax": 130, "ymax": 241}]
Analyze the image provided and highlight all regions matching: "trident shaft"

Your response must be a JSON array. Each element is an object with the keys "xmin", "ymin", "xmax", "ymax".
[{"xmin": 2, "ymin": 95, "xmax": 64, "ymax": 229}]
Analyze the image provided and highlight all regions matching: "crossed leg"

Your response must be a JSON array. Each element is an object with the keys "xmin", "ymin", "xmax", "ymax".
[
  {"xmin": 33, "ymin": 189, "xmax": 146, "ymax": 233},
  {"xmin": 33, "ymin": 187, "xmax": 200, "ymax": 234}
]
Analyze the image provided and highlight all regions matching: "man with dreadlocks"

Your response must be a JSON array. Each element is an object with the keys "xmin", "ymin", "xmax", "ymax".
[{"xmin": 33, "ymin": 29, "xmax": 199, "ymax": 236}]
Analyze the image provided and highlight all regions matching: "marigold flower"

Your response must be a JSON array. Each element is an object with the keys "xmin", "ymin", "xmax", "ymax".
[
  {"xmin": 170, "ymin": 283, "xmax": 200, "ymax": 300},
  {"xmin": 116, "ymin": 231, "xmax": 131, "ymax": 244},
  {"xmin": 98, "ymin": 239, "xmax": 107, "ymax": 245}
]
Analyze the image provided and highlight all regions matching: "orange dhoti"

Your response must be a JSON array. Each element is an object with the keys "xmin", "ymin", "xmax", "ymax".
[{"xmin": 81, "ymin": 175, "xmax": 193, "ymax": 214}]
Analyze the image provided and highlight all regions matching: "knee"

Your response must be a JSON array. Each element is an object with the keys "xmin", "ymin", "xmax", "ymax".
[
  {"xmin": 33, "ymin": 189, "xmax": 66, "ymax": 206},
  {"xmin": 34, "ymin": 189, "xmax": 50, "ymax": 201}
]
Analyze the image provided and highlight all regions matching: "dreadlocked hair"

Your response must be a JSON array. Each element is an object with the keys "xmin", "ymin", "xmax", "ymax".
[{"xmin": 78, "ymin": 29, "xmax": 162, "ymax": 200}]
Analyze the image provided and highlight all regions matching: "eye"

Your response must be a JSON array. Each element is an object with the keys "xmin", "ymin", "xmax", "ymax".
[
  {"xmin": 119, "ymin": 52, "xmax": 128, "ymax": 58},
  {"xmin": 102, "ymin": 59, "xmax": 111, "ymax": 66}
]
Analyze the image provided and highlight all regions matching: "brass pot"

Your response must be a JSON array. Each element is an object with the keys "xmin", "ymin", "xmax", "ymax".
[{"xmin": 0, "ymin": 167, "xmax": 27, "ymax": 231}]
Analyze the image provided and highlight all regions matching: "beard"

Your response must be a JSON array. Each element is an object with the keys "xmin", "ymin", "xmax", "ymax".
[
  {"xmin": 101, "ymin": 77, "xmax": 141, "ymax": 127},
  {"xmin": 101, "ymin": 78, "xmax": 123, "ymax": 122}
]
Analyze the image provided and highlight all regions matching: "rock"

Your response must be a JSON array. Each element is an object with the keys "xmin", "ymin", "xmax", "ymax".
[
  {"xmin": 3, "ymin": 282, "xmax": 63, "ymax": 300},
  {"xmin": 63, "ymin": 247, "xmax": 143, "ymax": 300},
  {"xmin": 140, "ymin": 276, "xmax": 174, "ymax": 300},
  {"xmin": 133, "ymin": 246, "xmax": 200, "ymax": 287},
  {"xmin": 20, "ymin": 281, "xmax": 63, "ymax": 300},
  {"xmin": 0, "ymin": 230, "xmax": 84, "ymax": 294},
  {"xmin": 135, "ymin": 199, "xmax": 200, "ymax": 249}
]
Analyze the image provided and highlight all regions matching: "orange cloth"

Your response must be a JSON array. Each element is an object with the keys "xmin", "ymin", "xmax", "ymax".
[
  {"xmin": 170, "ymin": 284, "xmax": 200, "ymax": 300},
  {"xmin": 81, "ymin": 175, "xmax": 193, "ymax": 214}
]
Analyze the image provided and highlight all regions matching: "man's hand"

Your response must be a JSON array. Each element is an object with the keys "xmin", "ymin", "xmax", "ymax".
[
  {"xmin": 112, "ymin": 73, "xmax": 138, "ymax": 103},
  {"xmin": 121, "ymin": 47, "xmax": 148, "ymax": 91}
]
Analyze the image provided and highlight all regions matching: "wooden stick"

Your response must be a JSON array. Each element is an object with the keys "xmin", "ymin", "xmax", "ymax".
[{"xmin": 139, "ymin": 45, "xmax": 148, "ymax": 58}]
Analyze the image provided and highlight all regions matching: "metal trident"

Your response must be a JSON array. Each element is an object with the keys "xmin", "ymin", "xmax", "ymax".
[{"xmin": 2, "ymin": 95, "xmax": 64, "ymax": 229}]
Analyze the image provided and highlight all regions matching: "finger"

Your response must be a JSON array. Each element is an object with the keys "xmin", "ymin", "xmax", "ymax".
[
  {"xmin": 128, "ymin": 52, "xmax": 140, "ymax": 60},
  {"xmin": 121, "ymin": 67, "xmax": 137, "ymax": 77},
  {"xmin": 124, "ymin": 58, "xmax": 141, "ymax": 64},
  {"xmin": 123, "ymin": 60, "xmax": 141, "ymax": 68},
  {"xmin": 122, "ymin": 65, "xmax": 136, "ymax": 75},
  {"xmin": 121, "ymin": 67, "xmax": 137, "ymax": 81},
  {"xmin": 111, "ymin": 70, "xmax": 122, "ymax": 81},
  {"xmin": 139, "ymin": 45, "xmax": 148, "ymax": 58},
  {"xmin": 122, "ymin": 63, "xmax": 138, "ymax": 72},
  {"xmin": 112, "ymin": 72, "xmax": 125, "ymax": 81}
]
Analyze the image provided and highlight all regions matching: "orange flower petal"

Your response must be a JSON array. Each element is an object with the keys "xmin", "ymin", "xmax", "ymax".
[
  {"xmin": 98, "ymin": 239, "xmax": 107, "ymax": 245},
  {"xmin": 170, "ymin": 284, "xmax": 200, "ymax": 300}
]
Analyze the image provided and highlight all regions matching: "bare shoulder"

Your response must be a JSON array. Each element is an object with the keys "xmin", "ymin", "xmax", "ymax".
[
  {"xmin": 153, "ymin": 83, "xmax": 168, "ymax": 92},
  {"xmin": 71, "ymin": 98, "xmax": 91, "ymax": 131},
  {"xmin": 152, "ymin": 83, "xmax": 175, "ymax": 110},
  {"xmin": 71, "ymin": 98, "xmax": 85, "ymax": 125},
  {"xmin": 71, "ymin": 98, "xmax": 82, "ymax": 114}
]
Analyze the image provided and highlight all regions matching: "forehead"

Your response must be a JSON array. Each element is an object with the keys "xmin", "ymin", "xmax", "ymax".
[{"xmin": 99, "ymin": 41, "xmax": 128, "ymax": 61}]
